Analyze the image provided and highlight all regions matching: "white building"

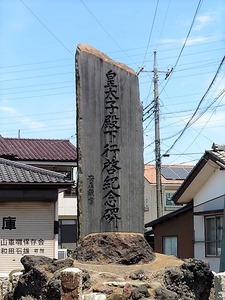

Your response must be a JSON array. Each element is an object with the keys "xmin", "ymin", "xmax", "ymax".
[
  {"xmin": 173, "ymin": 144, "xmax": 225, "ymax": 272},
  {"xmin": 144, "ymin": 164, "xmax": 193, "ymax": 224}
]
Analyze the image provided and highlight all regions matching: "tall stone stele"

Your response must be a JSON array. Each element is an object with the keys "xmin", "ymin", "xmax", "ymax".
[{"xmin": 76, "ymin": 44, "xmax": 144, "ymax": 239}]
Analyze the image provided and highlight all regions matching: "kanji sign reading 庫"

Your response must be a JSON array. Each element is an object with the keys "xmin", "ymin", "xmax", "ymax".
[
  {"xmin": 2, "ymin": 216, "xmax": 16, "ymax": 230},
  {"xmin": 101, "ymin": 70, "xmax": 121, "ymax": 229}
]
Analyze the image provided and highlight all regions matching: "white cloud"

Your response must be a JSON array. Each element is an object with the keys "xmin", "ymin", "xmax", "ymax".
[
  {"xmin": 193, "ymin": 111, "xmax": 225, "ymax": 129},
  {"xmin": 194, "ymin": 14, "xmax": 214, "ymax": 31},
  {"xmin": 160, "ymin": 34, "xmax": 222, "ymax": 47},
  {"xmin": 0, "ymin": 105, "xmax": 45, "ymax": 129}
]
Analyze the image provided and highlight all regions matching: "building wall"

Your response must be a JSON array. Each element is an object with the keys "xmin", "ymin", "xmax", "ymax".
[
  {"xmin": 58, "ymin": 192, "xmax": 77, "ymax": 217},
  {"xmin": 194, "ymin": 212, "xmax": 222, "ymax": 272},
  {"xmin": 0, "ymin": 201, "xmax": 55, "ymax": 274},
  {"xmin": 193, "ymin": 169, "xmax": 225, "ymax": 272},
  {"xmin": 58, "ymin": 192, "xmax": 77, "ymax": 249},
  {"xmin": 195, "ymin": 169, "xmax": 225, "ymax": 207},
  {"xmin": 153, "ymin": 208, "xmax": 194, "ymax": 259},
  {"xmin": 144, "ymin": 179, "xmax": 156, "ymax": 224},
  {"xmin": 144, "ymin": 179, "xmax": 183, "ymax": 224}
]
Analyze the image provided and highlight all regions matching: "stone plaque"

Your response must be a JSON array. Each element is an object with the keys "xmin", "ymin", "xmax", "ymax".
[{"xmin": 76, "ymin": 44, "xmax": 144, "ymax": 238}]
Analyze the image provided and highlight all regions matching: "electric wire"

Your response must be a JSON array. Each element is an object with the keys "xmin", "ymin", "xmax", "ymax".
[
  {"xmin": 141, "ymin": 0, "xmax": 160, "ymax": 66},
  {"xmin": 163, "ymin": 56, "xmax": 225, "ymax": 156},
  {"xmin": 155, "ymin": 0, "xmax": 171, "ymax": 50},
  {"xmin": 158, "ymin": 0, "xmax": 203, "ymax": 94},
  {"xmin": 172, "ymin": 93, "xmax": 225, "ymax": 163},
  {"xmin": 19, "ymin": 0, "xmax": 74, "ymax": 56},
  {"xmin": 79, "ymin": 0, "xmax": 139, "ymax": 68}
]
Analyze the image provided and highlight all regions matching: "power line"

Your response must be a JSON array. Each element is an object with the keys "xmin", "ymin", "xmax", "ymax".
[
  {"xmin": 141, "ymin": 0, "xmax": 159, "ymax": 66},
  {"xmin": 158, "ymin": 0, "xmax": 203, "ymax": 94},
  {"xmin": 0, "ymin": 110, "xmax": 74, "ymax": 120},
  {"xmin": 79, "ymin": 0, "xmax": 139, "ymax": 68},
  {"xmin": 0, "ymin": 42, "xmax": 221, "ymax": 74},
  {"xmin": 172, "ymin": 94, "xmax": 225, "ymax": 163},
  {"xmin": 155, "ymin": 0, "xmax": 171, "ymax": 50},
  {"xmin": 0, "ymin": 85, "xmax": 74, "ymax": 96},
  {"xmin": 172, "ymin": 0, "xmax": 203, "ymax": 70},
  {"xmin": 0, "ymin": 81, "xmax": 73, "ymax": 91},
  {"xmin": 0, "ymin": 91, "xmax": 74, "ymax": 102},
  {"xmin": 19, "ymin": 0, "xmax": 74, "ymax": 56},
  {"xmin": 0, "ymin": 58, "xmax": 73, "ymax": 69},
  {"xmin": 0, "ymin": 71, "xmax": 74, "ymax": 83},
  {"xmin": 163, "ymin": 56, "xmax": 225, "ymax": 156}
]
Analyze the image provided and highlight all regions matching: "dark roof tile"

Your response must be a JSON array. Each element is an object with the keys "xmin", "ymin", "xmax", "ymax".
[
  {"xmin": 0, "ymin": 137, "xmax": 77, "ymax": 162},
  {"xmin": 0, "ymin": 157, "xmax": 73, "ymax": 185}
]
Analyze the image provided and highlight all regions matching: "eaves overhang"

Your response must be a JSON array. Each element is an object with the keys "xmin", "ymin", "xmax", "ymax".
[
  {"xmin": 0, "ymin": 181, "xmax": 73, "ymax": 189},
  {"xmin": 172, "ymin": 151, "xmax": 220, "ymax": 204},
  {"xmin": 145, "ymin": 202, "xmax": 193, "ymax": 228}
]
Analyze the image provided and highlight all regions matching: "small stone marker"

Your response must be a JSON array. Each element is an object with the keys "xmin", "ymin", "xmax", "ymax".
[
  {"xmin": 61, "ymin": 268, "xmax": 82, "ymax": 300},
  {"xmin": 76, "ymin": 44, "xmax": 144, "ymax": 238}
]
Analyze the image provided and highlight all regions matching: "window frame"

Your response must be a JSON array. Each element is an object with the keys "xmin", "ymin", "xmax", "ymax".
[
  {"xmin": 58, "ymin": 219, "xmax": 77, "ymax": 248},
  {"xmin": 205, "ymin": 215, "xmax": 223, "ymax": 257},
  {"xmin": 162, "ymin": 235, "xmax": 178, "ymax": 256},
  {"xmin": 164, "ymin": 190, "xmax": 182, "ymax": 207}
]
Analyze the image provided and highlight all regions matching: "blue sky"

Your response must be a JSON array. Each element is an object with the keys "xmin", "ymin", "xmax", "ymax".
[{"xmin": 0, "ymin": 0, "xmax": 224, "ymax": 165}]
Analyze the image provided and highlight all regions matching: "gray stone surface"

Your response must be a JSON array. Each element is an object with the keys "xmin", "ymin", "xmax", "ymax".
[{"xmin": 76, "ymin": 44, "xmax": 144, "ymax": 238}]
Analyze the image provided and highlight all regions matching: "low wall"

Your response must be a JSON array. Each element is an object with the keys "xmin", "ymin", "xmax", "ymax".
[{"xmin": 2, "ymin": 269, "xmax": 225, "ymax": 299}]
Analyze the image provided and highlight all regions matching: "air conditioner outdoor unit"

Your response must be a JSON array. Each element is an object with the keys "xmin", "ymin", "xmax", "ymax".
[{"xmin": 58, "ymin": 249, "xmax": 67, "ymax": 259}]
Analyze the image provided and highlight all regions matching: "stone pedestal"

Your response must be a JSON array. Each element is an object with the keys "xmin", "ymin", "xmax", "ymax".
[
  {"xmin": 75, "ymin": 232, "xmax": 155, "ymax": 265},
  {"xmin": 61, "ymin": 267, "xmax": 83, "ymax": 300}
]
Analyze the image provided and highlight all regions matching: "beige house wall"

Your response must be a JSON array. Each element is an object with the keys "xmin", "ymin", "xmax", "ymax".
[
  {"xmin": 0, "ymin": 201, "xmax": 55, "ymax": 274},
  {"xmin": 144, "ymin": 179, "xmax": 184, "ymax": 225}
]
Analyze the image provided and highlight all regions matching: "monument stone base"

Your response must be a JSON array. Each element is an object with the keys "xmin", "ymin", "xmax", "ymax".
[{"xmin": 74, "ymin": 232, "xmax": 155, "ymax": 265}]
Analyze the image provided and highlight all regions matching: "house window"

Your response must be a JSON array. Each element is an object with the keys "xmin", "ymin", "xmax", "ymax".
[
  {"xmin": 165, "ymin": 192, "xmax": 175, "ymax": 206},
  {"xmin": 58, "ymin": 219, "xmax": 77, "ymax": 248},
  {"xmin": 205, "ymin": 215, "xmax": 223, "ymax": 256},
  {"xmin": 163, "ymin": 236, "xmax": 177, "ymax": 256},
  {"xmin": 165, "ymin": 191, "xmax": 182, "ymax": 206}
]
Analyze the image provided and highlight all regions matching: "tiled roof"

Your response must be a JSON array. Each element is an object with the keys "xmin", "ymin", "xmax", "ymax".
[
  {"xmin": 144, "ymin": 164, "xmax": 194, "ymax": 184},
  {"xmin": 0, "ymin": 137, "xmax": 77, "ymax": 162},
  {"xmin": 208, "ymin": 149, "xmax": 225, "ymax": 164},
  {"xmin": 0, "ymin": 157, "xmax": 73, "ymax": 185},
  {"xmin": 172, "ymin": 144, "xmax": 225, "ymax": 204}
]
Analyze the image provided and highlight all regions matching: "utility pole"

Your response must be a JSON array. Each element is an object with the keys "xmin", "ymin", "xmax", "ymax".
[
  {"xmin": 220, "ymin": 198, "xmax": 225, "ymax": 271},
  {"xmin": 153, "ymin": 51, "xmax": 163, "ymax": 218},
  {"xmin": 138, "ymin": 51, "xmax": 172, "ymax": 218}
]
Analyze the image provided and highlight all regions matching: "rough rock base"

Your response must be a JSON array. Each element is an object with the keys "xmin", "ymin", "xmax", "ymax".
[{"xmin": 74, "ymin": 232, "xmax": 155, "ymax": 265}]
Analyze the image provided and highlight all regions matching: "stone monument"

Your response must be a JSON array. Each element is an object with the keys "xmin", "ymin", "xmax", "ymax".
[{"xmin": 76, "ymin": 44, "xmax": 144, "ymax": 238}]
